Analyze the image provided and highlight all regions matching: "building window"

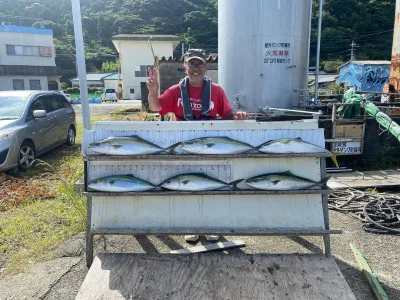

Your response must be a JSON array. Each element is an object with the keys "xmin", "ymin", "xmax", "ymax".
[
  {"xmin": 135, "ymin": 65, "xmax": 152, "ymax": 77},
  {"xmin": 5, "ymin": 45, "xmax": 52, "ymax": 57},
  {"xmin": 39, "ymin": 46, "xmax": 52, "ymax": 57},
  {"xmin": 30, "ymin": 80, "xmax": 41, "ymax": 90},
  {"xmin": 13, "ymin": 79, "xmax": 25, "ymax": 90},
  {"xmin": 6, "ymin": 45, "xmax": 15, "ymax": 54}
]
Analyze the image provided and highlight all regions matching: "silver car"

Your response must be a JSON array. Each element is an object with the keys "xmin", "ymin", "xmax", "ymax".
[{"xmin": 0, "ymin": 90, "xmax": 76, "ymax": 172}]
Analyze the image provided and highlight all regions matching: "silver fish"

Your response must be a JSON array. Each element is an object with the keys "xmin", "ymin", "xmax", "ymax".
[
  {"xmin": 88, "ymin": 175, "xmax": 156, "ymax": 192},
  {"xmin": 245, "ymin": 171, "xmax": 329, "ymax": 190},
  {"xmin": 160, "ymin": 173, "xmax": 241, "ymax": 191},
  {"xmin": 258, "ymin": 138, "xmax": 332, "ymax": 155},
  {"xmin": 88, "ymin": 135, "xmax": 163, "ymax": 155},
  {"xmin": 180, "ymin": 137, "xmax": 254, "ymax": 155}
]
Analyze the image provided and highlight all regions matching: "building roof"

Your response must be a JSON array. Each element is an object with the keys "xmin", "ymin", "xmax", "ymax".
[
  {"xmin": 338, "ymin": 60, "xmax": 391, "ymax": 69},
  {"xmin": 103, "ymin": 73, "xmax": 123, "ymax": 80},
  {"xmin": 308, "ymin": 74, "xmax": 338, "ymax": 84},
  {"xmin": 70, "ymin": 73, "xmax": 115, "ymax": 81},
  {"xmin": 112, "ymin": 34, "xmax": 180, "ymax": 42},
  {"xmin": 0, "ymin": 24, "xmax": 52, "ymax": 35}
]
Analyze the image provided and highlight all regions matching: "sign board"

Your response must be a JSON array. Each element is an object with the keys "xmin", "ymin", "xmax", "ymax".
[
  {"xmin": 334, "ymin": 124, "xmax": 363, "ymax": 137},
  {"xmin": 331, "ymin": 141, "xmax": 362, "ymax": 155}
]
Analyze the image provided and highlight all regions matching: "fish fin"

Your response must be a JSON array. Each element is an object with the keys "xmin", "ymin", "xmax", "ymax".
[
  {"xmin": 130, "ymin": 135, "xmax": 163, "ymax": 149},
  {"xmin": 108, "ymin": 180, "xmax": 116, "ymax": 184},
  {"xmin": 295, "ymin": 137, "xmax": 303, "ymax": 140},
  {"xmin": 111, "ymin": 144, "xmax": 123, "ymax": 149},
  {"xmin": 230, "ymin": 179, "xmax": 244, "ymax": 190},
  {"xmin": 272, "ymin": 180, "xmax": 281, "ymax": 185},
  {"xmin": 206, "ymin": 143, "xmax": 216, "ymax": 148},
  {"xmin": 182, "ymin": 180, "xmax": 190, "ymax": 185},
  {"xmin": 282, "ymin": 170, "xmax": 292, "ymax": 176},
  {"xmin": 318, "ymin": 176, "xmax": 331, "ymax": 188}
]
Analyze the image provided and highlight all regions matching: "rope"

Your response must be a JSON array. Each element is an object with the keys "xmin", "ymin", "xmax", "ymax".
[{"xmin": 328, "ymin": 189, "xmax": 400, "ymax": 235}]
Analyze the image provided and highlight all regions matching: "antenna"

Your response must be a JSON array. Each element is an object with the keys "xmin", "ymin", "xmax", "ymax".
[{"xmin": 350, "ymin": 40, "xmax": 357, "ymax": 61}]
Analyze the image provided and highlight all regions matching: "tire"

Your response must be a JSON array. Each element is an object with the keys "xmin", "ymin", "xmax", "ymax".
[
  {"xmin": 18, "ymin": 141, "xmax": 36, "ymax": 171},
  {"xmin": 66, "ymin": 126, "xmax": 76, "ymax": 145}
]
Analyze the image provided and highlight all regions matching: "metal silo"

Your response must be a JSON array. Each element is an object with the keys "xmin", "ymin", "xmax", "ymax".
[
  {"xmin": 218, "ymin": 0, "xmax": 312, "ymax": 111},
  {"xmin": 390, "ymin": 0, "xmax": 400, "ymax": 91}
]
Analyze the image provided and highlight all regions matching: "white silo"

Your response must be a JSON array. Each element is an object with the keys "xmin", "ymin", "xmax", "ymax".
[{"xmin": 218, "ymin": 0, "xmax": 312, "ymax": 111}]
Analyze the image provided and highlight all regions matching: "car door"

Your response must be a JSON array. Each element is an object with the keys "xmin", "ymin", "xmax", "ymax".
[
  {"xmin": 55, "ymin": 95, "xmax": 75, "ymax": 141},
  {"xmin": 41, "ymin": 94, "xmax": 64, "ymax": 146},
  {"xmin": 25, "ymin": 96, "xmax": 55, "ymax": 153}
]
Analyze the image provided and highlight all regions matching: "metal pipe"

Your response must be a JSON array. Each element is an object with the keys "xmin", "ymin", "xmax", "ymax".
[
  {"xmin": 306, "ymin": 0, "xmax": 313, "ymax": 90},
  {"xmin": 314, "ymin": 0, "xmax": 324, "ymax": 105},
  {"xmin": 71, "ymin": 0, "xmax": 90, "ymax": 130}
]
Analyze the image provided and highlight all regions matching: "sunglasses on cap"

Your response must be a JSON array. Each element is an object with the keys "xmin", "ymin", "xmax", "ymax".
[{"xmin": 186, "ymin": 61, "xmax": 206, "ymax": 68}]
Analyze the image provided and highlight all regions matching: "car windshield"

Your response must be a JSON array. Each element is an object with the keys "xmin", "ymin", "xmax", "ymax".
[
  {"xmin": 0, "ymin": 96, "xmax": 27, "ymax": 119},
  {"xmin": 105, "ymin": 89, "xmax": 115, "ymax": 93}
]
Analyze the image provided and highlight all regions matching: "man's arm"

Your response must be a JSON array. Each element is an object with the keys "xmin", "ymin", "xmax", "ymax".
[
  {"xmin": 147, "ymin": 67, "xmax": 162, "ymax": 111},
  {"xmin": 226, "ymin": 109, "xmax": 248, "ymax": 120}
]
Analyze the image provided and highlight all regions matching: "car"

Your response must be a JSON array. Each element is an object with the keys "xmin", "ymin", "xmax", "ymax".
[
  {"xmin": 59, "ymin": 90, "xmax": 72, "ymax": 103},
  {"xmin": 101, "ymin": 88, "xmax": 118, "ymax": 102},
  {"xmin": 0, "ymin": 90, "xmax": 77, "ymax": 172}
]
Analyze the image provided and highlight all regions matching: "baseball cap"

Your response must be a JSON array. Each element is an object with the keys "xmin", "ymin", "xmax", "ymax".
[{"xmin": 184, "ymin": 49, "xmax": 206, "ymax": 63}]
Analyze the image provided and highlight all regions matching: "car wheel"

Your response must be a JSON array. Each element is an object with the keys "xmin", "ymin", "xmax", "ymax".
[
  {"xmin": 18, "ymin": 141, "xmax": 36, "ymax": 171},
  {"xmin": 66, "ymin": 126, "xmax": 76, "ymax": 145}
]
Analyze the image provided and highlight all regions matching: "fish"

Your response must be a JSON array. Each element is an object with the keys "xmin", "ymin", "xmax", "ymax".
[
  {"xmin": 160, "ymin": 173, "xmax": 242, "ymax": 191},
  {"xmin": 165, "ymin": 141, "xmax": 186, "ymax": 154},
  {"xmin": 258, "ymin": 137, "xmax": 332, "ymax": 155},
  {"xmin": 180, "ymin": 137, "xmax": 254, "ymax": 155},
  {"xmin": 245, "ymin": 171, "xmax": 330, "ymax": 191},
  {"xmin": 88, "ymin": 135, "xmax": 163, "ymax": 155},
  {"xmin": 88, "ymin": 175, "xmax": 157, "ymax": 192}
]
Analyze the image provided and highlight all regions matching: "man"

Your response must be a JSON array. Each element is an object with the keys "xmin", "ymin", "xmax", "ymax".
[
  {"xmin": 147, "ymin": 49, "xmax": 247, "ymax": 243},
  {"xmin": 146, "ymin": 49, "xmax": 247, "ymax": 121}
]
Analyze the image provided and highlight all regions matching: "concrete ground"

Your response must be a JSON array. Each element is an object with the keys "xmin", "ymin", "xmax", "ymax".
[{"xmin": 0, "ymin": 210, "xmax": 398, "ymax": 300}]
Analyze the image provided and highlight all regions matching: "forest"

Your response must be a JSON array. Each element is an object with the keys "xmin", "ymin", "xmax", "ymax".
[{"xmin": 0, "ymin": 0, "xmax": 396, "ymax": 82}]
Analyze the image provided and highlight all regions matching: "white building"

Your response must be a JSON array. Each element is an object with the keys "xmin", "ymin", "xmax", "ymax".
[
  {"xmin": 112, "ymin": 34, "xmax": 180, "ymax": 99},
  {"xmin": 70, "ymin": 73, "xmax": 114, "ymax": 88},
  {"xmin": 0, "ymin": 24, "xmax": 61, "ymax": 91}
]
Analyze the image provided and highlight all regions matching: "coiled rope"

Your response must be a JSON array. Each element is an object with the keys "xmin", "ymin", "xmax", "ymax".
[{"xmin": 328, "ymin": 189, "xmax": 400, "ymax": 235}]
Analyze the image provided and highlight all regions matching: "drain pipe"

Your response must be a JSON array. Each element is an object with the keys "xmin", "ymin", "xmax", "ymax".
[{"xmin": 314, "ymin": 0, "xmax": 324, "ymax": 105}]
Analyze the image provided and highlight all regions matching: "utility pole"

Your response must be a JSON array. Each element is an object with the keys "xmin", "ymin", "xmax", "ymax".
[
  {"xmin": 182, "ymin": 43, "xmax": 185, "ymax": 58},
  {"xmin": 350, "ymin": 40, "xmax": 357, "ymax": 61}
]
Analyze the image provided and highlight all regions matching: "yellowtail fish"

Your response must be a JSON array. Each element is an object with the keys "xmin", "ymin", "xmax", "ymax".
[
  {"xmin": 180, "ymin": 137, "xmax": 254, "ymax": 155},
  {"xmin": 160, "ymin": 173, "xmax": 242, "ymax": 191},
  {"xmin": 258, "ymin": 138, "xmax": 332, "ymax": 155},
  {"xmin": 245, "ymin": 171, "xmax": 330, "ymax": 190},
  {"xmin": 88, "ymin": 175, "xmax": 157, "ymax": 192},
  {"xmin": 88, "ymin": 135, "xmax": 163, "ymax": 155}
]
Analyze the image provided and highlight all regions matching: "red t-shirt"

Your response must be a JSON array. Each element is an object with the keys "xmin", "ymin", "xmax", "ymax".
[{"xmin": 158, "ymin": 83, "xmax": 233, "ymax": 120}]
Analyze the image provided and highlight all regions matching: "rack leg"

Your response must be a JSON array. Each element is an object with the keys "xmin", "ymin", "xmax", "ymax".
[
  {"xmin": 86, "ymin": 196, "xmax": 94, "ymax": 267},
  {"xmin": 322, "ymin": 194, "xmax": 331, "ymax": 256},
  {"xmin": 323, "ymin": 235, "xmax": 331, "ymax": 256}
]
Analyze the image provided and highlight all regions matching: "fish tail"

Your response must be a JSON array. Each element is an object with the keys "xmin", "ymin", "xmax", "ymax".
[
  {"xmin": 230, "ymin": 179, "xmax": 244, "ymax": 190},
  {"xmin": 330, "ymin": 154, "xmax": 340, "ymax": 168},
  {"xmin": 317, "ymin": 176, "xmax": 331, "ymax": 188}
]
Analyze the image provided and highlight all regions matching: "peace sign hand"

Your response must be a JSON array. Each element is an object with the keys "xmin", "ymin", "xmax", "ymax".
[{"xmin": 147, "ymin": 67, "xmax": 159, "ymax": 95}]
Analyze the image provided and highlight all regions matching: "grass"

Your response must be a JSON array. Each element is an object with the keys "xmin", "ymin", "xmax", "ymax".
[{"xmin": 0, "ymin": 110, "xmax": 151, "ymax": 275}]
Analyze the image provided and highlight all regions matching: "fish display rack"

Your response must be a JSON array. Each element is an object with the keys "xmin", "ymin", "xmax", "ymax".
[{"xmin": 82, "ymin": 120, "xmax": 340, "ymax": 267}]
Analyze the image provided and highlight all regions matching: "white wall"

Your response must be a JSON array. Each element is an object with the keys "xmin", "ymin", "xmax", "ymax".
[
  {"xmin": 115, "ymin": 40, "xmax": 175, "ymax": 99},
  {"xmin": 0, "ymin": 31, "xmax": 56, "ymax": 66},
  {"xmin": 0, "ymin": 75, "xmax": 48, "ymax": 91},
  {"xmin": 103, "ymin": 79, "xmax": 118, "ymax": 91}
]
